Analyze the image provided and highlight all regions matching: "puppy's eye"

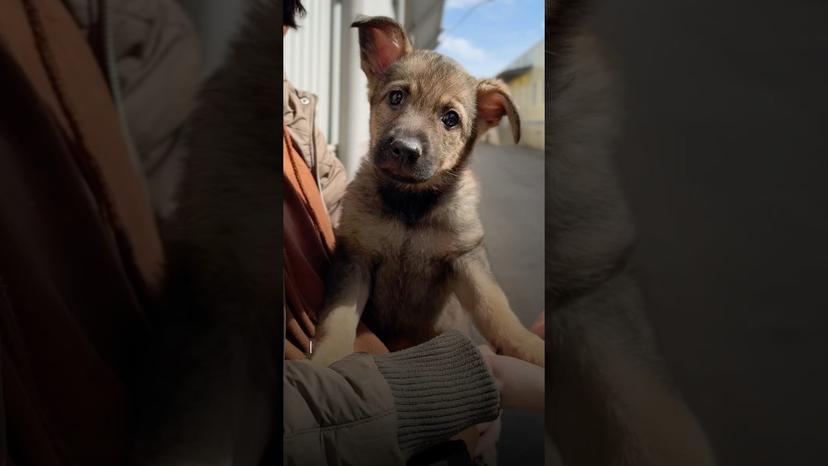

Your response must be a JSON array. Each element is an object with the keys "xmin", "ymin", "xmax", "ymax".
[
  {"xmin": 441, "ymin": 110, "xmax": 460, "ymax": 128},
  {"xmin": 389, "ymin": 90, "xmax": 405, "ymax": 106}
]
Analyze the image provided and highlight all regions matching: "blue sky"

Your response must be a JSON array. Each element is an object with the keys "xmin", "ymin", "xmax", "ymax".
[{"xmin": 435, "ymin": 0, "xmax": 544, "ymax": 78}]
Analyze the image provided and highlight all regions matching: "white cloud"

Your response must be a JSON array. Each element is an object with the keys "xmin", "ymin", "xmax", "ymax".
[
  {"xmin": 446, "ymin": 0, "xmax": 489, "ymax": 9},
  {"xmin": 469, "ymin": 59, "xmax": 511, "ymax": 79},
  {"xmin": 437, "ymin": 33, "xmax": 489, "ymax": 62},
  {"xmin": 436, "ymin": 34, "xmax": 515, "ymax": 78}
]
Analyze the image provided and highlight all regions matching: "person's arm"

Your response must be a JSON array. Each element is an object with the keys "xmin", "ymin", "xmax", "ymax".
[
  {"xmin": 478, "ymin": 345, "xmax": 544, "ymax": 412},
  {"xmin": 284, "ymin": 331, "xmax": 500, "ymax": 465}
]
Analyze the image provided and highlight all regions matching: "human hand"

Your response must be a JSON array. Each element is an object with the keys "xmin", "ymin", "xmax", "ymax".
[
  {"xmin": 531, "ymin": 311, "xmax": 544, "ymax": 338},
  {"xmin": 285, "ymin": 302, "xmax": 316, "ymax": 358},
  {"xmin": 478, "ymin": 345, "xmax": 544, "ymax": 412},
  {"xmin": 474, "ymin": 412, "xmax": 502, "ymax": 456}
]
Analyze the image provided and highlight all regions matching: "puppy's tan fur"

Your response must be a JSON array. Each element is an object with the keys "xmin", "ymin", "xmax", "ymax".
[{"xmin": 311, "ymin": 16, "xmax": 543, "ymax": 367}]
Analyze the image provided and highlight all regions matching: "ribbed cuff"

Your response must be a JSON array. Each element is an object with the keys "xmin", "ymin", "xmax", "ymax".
[{"xmin": 373, "ymin": 330, "xmax": 501, "ymax": 458}]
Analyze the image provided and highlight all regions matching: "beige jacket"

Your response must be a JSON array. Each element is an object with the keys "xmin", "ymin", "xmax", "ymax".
[
  {"xmin": 284, "ymin": 331, "xmax": 499, "ymax": 466},
  {"xmin": 284, "ymin": 76, "xmax": 348, "ymax": 226},
  {"xmin": 63, "ymin": 0, "xmax": 201, "ymax": 220}
]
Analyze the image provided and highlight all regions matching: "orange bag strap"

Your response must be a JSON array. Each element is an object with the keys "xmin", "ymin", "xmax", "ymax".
[
  {"xmin": 283, "ymin": 125, "xmax": 332, "ymax": 359},
  {"xmin": 283, "ymin": 125, "xmax": 336, "ymax": 254}
]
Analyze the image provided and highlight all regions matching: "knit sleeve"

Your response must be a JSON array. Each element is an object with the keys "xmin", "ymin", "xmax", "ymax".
[{"xmin": 373, "ymin": 330, "xmax": 501, "ymax": 457}]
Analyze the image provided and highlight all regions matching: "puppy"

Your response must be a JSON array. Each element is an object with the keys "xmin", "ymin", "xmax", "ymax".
[{"xmin": 311, "ymin": 16, "xmax": 545, "ymax": 368}]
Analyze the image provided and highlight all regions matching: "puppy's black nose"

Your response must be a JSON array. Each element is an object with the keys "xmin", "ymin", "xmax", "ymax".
[{"xmin": 390, "ymin": 137, "xmax": 422, "ymax": 163}]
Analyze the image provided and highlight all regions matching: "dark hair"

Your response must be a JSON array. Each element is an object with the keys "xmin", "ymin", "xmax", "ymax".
[{"xmin": 284, "ymin": 0, "xmax": 306, "ymax": 29}]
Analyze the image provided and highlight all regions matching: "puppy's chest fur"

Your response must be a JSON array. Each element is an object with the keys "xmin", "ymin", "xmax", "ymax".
[{"xmin": 338, "ymin": 170, "xmax": 483, "ymax": 346}]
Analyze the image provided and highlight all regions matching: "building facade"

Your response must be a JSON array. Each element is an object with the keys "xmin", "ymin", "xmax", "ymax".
[{"xmin": 483, "ymin": 40, "xmax": 544, "ymax": 150}]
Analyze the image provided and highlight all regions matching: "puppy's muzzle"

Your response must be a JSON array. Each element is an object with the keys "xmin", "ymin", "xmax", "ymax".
[
  {"xmin": 375, "ymin": 135, "xmax": 434, "ymax": 183},
  {"xmin": 390, "ymin": 137, "xmax": 422, "ymax": 164}
]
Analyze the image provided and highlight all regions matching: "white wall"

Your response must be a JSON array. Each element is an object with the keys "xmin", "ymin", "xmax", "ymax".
[
  {"xmin": 283, "ymin": 0, "xmax": 338, "ymax": 146},
  {"xmin": 335, "ymin": 0, "xmax": 398, "ymax": 178}
]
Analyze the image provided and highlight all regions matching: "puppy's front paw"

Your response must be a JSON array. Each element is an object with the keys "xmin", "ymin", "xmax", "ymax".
[
  {"xmin": 502, "ymin": 332, "xmax": 545, "ymax": 367},
  {"xmin": 309, "ymin": 333, "xmax": 355, "ymax": 367}
]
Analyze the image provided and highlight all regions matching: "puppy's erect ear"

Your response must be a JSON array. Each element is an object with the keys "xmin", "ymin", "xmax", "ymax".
[
  {"xmin": 476, "ymin": 79, "xmax": 521, "ymax": 143},
  {"xmin": 351, "ymin": 16, "xmax": 412, "ymax": 81}
]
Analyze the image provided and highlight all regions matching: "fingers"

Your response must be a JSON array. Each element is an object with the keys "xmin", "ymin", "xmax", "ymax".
[
  {"xmin": 477, "ymin": 344, "xmax": 501, "ymax": 390},
  {"xmin": 284, "ymin": 340, "xmax": 307, "ymax": 360},
  {"xmin": 478, "ymin": 345, "xmax": 545, "ymax": 412},
  {"xmin": 474, "ymin": 411, "xmax": 503, "ymax": 456},
  {"xmin": 477, "ymin": 343, "xmax": 497, "ymax": 369},
  {"xmin": 477, "ymin": 344, "xmax": 495, "ymax": 357},
  {"xmin": 531, "ymin": 311, "xmax": 544, "ymax": 338},
  {"xmin": 452, "ymin": 426, "xmax": 480, "ymax": 459},
  {"xmin": 297, "ymin": 306, "xmax": 317, "ymax": 337},
  {"xmin": 286, "ymin": 313, "xmax": 312, "ymax": 354},
  {"xmin": 498, "ymin": 355, "xmax": 545, "ymax": 412},
  {"xmin": 286, "ymin": 302, "xmax": 318, "ymax": 355},
  {"xmin": 354, "ymin": 322, "xmax": 390, "ymax": 354}
]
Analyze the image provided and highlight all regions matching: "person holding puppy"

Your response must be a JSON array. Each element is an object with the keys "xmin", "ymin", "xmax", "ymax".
[{"xmin": 280, "ymin": 1, "xmax": 543, "ymax": 464}]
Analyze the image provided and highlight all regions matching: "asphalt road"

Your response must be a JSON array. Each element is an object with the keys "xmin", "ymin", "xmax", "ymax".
[{"xmin": 470, "ymin": 143, "xmax": 544, "ymax": 466}]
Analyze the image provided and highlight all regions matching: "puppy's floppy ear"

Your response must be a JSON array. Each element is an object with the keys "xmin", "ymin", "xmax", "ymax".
[
  {"xmin": 351, "ymin": 16, "xmax": 412, "ymax": 81},
  {"xmin": 476, "ymin": 79, "xmax": 521, "ymax": 143}
]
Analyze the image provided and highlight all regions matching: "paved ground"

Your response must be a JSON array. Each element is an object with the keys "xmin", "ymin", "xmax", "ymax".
[
  {"xmin": 470, "ymin": 143, "xmax": 544, "ymax": 466},
  {"xmin": 589, "ymin": 1, "xmax": 828, "ymax": 464}
]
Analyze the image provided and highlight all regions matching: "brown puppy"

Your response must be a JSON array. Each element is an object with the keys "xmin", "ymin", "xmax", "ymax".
[{"xmin": 311, "ymin": 16, "xmax": 544, "ymax": 367}]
